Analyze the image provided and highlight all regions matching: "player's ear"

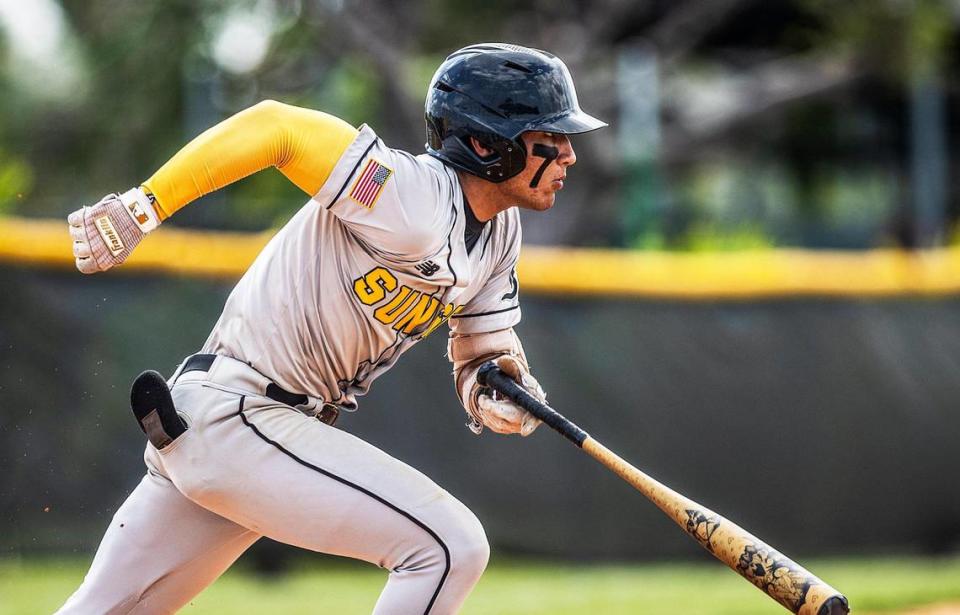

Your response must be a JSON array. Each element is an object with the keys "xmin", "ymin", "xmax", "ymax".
[{"xmin": 468, "ymin": 137, "xmax": 495, "ymax": 158}]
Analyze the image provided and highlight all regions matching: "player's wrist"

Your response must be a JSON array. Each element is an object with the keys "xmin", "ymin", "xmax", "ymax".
[{"xmin": 118, "ymin": 187, "xmax": 161, "ymax": 233}]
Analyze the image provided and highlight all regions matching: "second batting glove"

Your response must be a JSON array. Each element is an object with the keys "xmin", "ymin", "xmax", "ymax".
[{"xmin": 464, "ymin": 355, "xmax": 545, "ymax": 437}]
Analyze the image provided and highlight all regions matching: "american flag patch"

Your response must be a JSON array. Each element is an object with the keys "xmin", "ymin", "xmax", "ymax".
[{"xmin": 349, "ymin": 159, "xmax": 393, "ymax": 208}]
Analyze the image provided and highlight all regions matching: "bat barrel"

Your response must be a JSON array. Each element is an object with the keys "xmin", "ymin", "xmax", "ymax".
[
  {"xmin": 583, "ymin": 437, "xmax": 849, "ymax": 615},
  {"xmin": 480, "ymin": 363, "xmax": 849, "ymax": 615}
]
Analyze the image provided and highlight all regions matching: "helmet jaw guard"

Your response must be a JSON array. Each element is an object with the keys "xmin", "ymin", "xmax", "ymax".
[{"xmin": 425, "ymin": 43, "xmax": 607, "ymax": 183}]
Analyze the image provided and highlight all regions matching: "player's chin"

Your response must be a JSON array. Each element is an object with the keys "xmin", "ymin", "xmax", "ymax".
[{"xmin": 525, "ymin": 192, "xmax": 556, "ymax": 212}]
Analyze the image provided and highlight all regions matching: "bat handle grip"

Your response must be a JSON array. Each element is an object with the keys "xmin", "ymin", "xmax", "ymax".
[{"xmin": 477, "ymin": 361, "xmax": 589, "ymax": 447}]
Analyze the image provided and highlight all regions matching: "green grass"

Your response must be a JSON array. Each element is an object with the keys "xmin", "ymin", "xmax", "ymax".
[{"xmin": 3, "ymin": 554, "xmax": 960, "ymax": 614}]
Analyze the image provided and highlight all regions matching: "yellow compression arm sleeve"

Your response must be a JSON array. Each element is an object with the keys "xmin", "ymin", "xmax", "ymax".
[{"xmin": 142, "ymin": 100, "xmax": 359, "ymax": 219}]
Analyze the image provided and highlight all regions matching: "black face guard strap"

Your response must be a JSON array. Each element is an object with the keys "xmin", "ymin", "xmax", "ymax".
[{"xmin": 529, "ymin": 143, "xmax": 560, "ymax": 188}]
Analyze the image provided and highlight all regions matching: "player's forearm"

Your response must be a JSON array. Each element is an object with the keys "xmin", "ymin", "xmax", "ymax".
[{"xmin": 142, "ymin": 100, "xmax": 358, "ymax": 219}]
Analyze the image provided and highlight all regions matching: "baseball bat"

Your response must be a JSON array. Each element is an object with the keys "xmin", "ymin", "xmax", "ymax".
[{"xmin": 476, "ymin": 362, "xmax": 849, "ymax": 615}]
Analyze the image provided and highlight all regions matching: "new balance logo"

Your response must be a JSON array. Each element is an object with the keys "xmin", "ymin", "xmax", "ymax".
[{"xmin": 414, "ymin": 260, "xmax": 440, "ymax": 277}]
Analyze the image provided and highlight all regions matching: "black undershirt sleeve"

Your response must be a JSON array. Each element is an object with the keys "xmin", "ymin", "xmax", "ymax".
[{"xmin": 461, "ymin": 191, "xmax": 487, "ymax": 254}]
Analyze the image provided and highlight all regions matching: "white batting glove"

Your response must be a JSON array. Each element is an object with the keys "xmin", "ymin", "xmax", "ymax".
[
  {"xmin": 464, "ymin": 355, "xmax": 545, "ymax": 436},
  {"xmin": 67, "ymin": 187, "xmax": 160, "ymax": 274}
]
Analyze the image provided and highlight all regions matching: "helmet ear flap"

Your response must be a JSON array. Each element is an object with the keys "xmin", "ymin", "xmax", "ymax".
[
  {"xmin": 464, "ymin": 135, "xmax": 494, "ymax": 160},
  {"xmin": 492, "ymin": 136, "xmax": 527, "ymax": 181},
  {"xmin": 464, "ymin": 134, "xmax": 513, "ymax": 160},
  {"xmin": 425, "ymin": 114, "xmax": 444, "ymax": 151},
  {"xmin": 462, "ymin": 134, "xmax": 526, "ymax": 182}
]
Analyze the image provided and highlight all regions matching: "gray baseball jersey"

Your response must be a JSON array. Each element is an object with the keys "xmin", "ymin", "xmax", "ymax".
[{"xmin": 202, "ymin": 125, "xmax": 522, "ymax": 411}]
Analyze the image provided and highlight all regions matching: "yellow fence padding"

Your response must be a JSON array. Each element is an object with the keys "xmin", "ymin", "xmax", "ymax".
[
  {"xmin": 3, "ymin": 215, "xmax": 960, "ymax": 298},
  {"xmin": 517, "ymin": 245, "xmax": 960, "ymax": 298}
]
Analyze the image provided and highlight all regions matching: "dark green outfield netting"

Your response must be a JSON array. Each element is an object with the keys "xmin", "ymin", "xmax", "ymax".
[{"xmin": 2, "ymin": 267, "xmax": 958, "ymax": 560}]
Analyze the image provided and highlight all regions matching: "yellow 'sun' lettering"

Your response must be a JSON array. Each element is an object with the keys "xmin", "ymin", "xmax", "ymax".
[
  {"xmin": 353, "ymin": 267, "xmax": 398, "ymax": 306},
  {"xmin": 374, "ymin": 287, "xmax": 419, "ymax": 325},
  {"xmin": 352, "ymin": 266, "xmax": 456, "ymax": 339},
  {"xmin": 394, "ymin": 295, "xmax": 441, "ymax": 334},
  {"xmin": 419, "ymin": 304, "xmax": 464, "ymax": 339}
]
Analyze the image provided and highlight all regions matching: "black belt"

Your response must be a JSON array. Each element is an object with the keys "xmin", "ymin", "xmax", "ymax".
[{"xmin": 179, "ymin": 354, "xmax": 309, "ymax": 407}]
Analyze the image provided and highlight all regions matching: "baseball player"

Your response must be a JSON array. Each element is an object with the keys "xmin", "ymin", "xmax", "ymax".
[{"xmin": 58, "ymin": 43, "xmax": 605, "ymax": 614}]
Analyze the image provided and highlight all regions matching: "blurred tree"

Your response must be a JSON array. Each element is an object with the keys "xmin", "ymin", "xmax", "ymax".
[{"xmin": 0, "ymin": 0, "xmax": 959, "ymax": 246}]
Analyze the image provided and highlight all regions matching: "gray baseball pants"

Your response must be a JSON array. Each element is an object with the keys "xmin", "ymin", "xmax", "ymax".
[{"xmin": 55, "ymin": 355, "xmax": 489, "ymax": 614}]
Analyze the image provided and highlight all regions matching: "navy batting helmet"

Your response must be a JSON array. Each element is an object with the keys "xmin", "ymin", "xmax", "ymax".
[{"xmin": 425, "ymin": 43, "xmax": 606, "ymax": 182}]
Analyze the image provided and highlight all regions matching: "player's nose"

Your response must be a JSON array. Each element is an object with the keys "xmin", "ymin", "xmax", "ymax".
[{"xmin": 557, "ymin": 136, "xmax": 576, "ymax": 168}]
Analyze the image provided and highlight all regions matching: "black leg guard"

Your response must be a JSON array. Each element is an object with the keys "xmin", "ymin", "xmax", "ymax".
[{"xmin": 130, "ymin": 370, "xmax": 187, "ymax": 450}]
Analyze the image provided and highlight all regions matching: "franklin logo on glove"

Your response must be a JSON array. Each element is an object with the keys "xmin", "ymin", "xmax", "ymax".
[{"xmin": 94, "ymin": 216, "xmax": 124, "ymax": 256}]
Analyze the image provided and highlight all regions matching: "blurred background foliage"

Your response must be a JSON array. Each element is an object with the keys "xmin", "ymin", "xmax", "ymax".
[{"xmin": 2, "ymin": 0, "xmax": 960, "ymax": 249}]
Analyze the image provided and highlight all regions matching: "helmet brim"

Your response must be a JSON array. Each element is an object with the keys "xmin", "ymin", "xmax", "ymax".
[{"xmin": 527, "ymin": 110, "xmax": 608, "ymax": 135}]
